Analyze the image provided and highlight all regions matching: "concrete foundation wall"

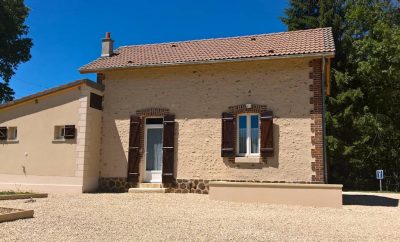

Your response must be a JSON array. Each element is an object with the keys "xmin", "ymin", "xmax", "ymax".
[
  {"xmin": 0, "ymin": 174, "xmax": 83, "ymax": 194},
  {"xmin": 209, "ymin": 181, "xmax": 343, "ymax": 208}
]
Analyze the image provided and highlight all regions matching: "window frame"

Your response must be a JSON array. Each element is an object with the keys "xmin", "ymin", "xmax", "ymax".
[
  {"xmin": 54, "ymin": 125, "xmax": 66, "ymax": 141},
  {"xmin": 236, "ymin": 113, "xmax": 260, "ymax": 157},
  {"xmin": 7, "ymin": 127, "xmax": 18, "ymax": 141}
]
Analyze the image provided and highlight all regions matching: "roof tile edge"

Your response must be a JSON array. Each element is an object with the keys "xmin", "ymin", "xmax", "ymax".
[
  {"xmin": 79, "ymin": 27, "xmax": 336, "ymax": 74},
  {"xmin": 0, "ymin": 79, "xmax": 104, "ymax": 110}
]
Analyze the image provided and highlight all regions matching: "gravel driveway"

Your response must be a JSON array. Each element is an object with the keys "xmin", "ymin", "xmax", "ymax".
[{"xmin": 0, "ymin": 192, "xmax": 399, "ymax": 241}]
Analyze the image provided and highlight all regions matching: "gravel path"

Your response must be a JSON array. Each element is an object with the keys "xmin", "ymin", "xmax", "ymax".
[{"xmin": 0, "ymin": 192, "xmax": 399, "ymax": 241}]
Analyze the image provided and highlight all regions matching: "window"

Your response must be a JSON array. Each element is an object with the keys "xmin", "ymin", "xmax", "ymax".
[
  {"xmin": 90, "ymin": 92, "xmax": 103, "ymax": 110},
  {"xmin": 237, "ymin": 114, "xmax": 260, "ymax": 156},
  {"xmin": 146, "ymin": 118, "xmax": 163, "ymax": 125},
  {"xmin": 54, "ymin": 126, "xmax": 66, "ymax": 140},
  {"xmin": 221, "ymin": 108, "xmax": 274, "ymax": 159},
  {"xmin": 7, "ymin": 127, "xmax": 17, "ymax": 140},
  {"xmin": 0, "ymin": 127, "xmax": 18, "ymax": 142},
  {"xmin": 54, "ymin": 125, "xmax": 75, "ymax": 140},
  {"xmin": 0, "ymin": 127, "xmax": 8, "ymax": 140}
]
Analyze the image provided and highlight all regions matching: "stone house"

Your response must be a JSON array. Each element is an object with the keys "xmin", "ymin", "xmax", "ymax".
[
  {"xmin": 0, "ymin": 28, "xmax": 341, "ymax": 206},
  {"xmin": 79, "ymin": 28, "xmax": 335, "ymax": 194}
]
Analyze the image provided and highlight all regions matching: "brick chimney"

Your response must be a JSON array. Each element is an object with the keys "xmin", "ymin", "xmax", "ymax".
[{"xmin": 101, "ymin": 32, "xmax": 113, "ymax": 57}]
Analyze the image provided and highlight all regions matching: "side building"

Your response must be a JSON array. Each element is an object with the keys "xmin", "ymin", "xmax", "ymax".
[{"xmin": 0, "ymin": 80, "xmax": 103, "ymax": 193}]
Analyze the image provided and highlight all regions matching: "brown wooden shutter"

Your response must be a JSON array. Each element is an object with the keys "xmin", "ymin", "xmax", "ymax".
[
  {"xmin": 0, "ymin": 127, "xmax": 7, "ymax": 140},
  {"xmin": 162, "ymin": 114, "xmax": 175, "ymax": 183},
  {"xmin": 260, "ymin": 111, "xmax": 274, "ymax": 157},
  {"xmin": 127, "ymin": 115, "xmax": 141, "ymax": 182},
  {"xmin": 64, "ymin": 125, "xmax": 76, "ymax": 139},
  {"xmin": 221, "ymin": 112, "xmax": 235, "ymax": 157}
]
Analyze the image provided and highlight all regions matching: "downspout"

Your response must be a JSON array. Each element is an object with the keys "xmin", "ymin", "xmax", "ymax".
[{"xmin": 321, "ymin": 57, "xmax": 328, "ymax": 184}]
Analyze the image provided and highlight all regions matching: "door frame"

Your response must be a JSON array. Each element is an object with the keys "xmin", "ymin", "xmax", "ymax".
[{"xmin": 143, "ymin": 118, "xmax": 163, "ymax": 183}]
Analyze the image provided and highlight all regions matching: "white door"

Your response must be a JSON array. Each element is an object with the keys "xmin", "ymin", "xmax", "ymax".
[{"xmin": 144, "ymin": 120, "xmax": 163, "ymax": 183}]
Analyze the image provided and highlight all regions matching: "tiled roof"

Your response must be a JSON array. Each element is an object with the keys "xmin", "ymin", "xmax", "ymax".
[
  {"xmin": 80, "ymin": 27, "xmax": 335, "ymax": 73},
  {"xmin": 0, "ymin": 79, "xmax": 104, "ymax": 110}
]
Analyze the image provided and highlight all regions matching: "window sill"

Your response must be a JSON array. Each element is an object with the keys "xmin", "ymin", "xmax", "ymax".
[
  {"xmin": 52, "ymin": 139, "xmax": 66, "ymax": 143},
  {"xmin": 235, "ymin": 157, "xmax": 261, "ymax": 164},
  {"xmin": 0, "ymin": 140, "xmax": 19, "ymax": 144}
]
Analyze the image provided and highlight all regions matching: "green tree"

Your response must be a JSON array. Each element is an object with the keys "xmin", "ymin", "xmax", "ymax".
[
  {"xmin": 281, "ymin": 0, "xmax": 321, "ymax": 30},
  {"xmin": 336, "ymin": 0, "xmax": 400, "ymax": 191},
  {"xmin": 0, "ymin": 0, "xmax": 32, "ymax": 103},
  {"xmin": 282, "ymin": 0, "xmax": 400, "ymax": 191}
]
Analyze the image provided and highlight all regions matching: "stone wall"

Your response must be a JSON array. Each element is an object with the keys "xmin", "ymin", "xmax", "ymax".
[{"xmin": 99, "ymin": 57, "xmax": 321, "ymax": 183}]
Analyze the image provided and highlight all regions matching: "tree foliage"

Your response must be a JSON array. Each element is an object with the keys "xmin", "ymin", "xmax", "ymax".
[
  {"xmin": 282, "ymin": 0, "xmax": 400, "ymax": 191},
  {"xmin": 0, "ymin": 0, "xmax": 32, "ymax": 103}
]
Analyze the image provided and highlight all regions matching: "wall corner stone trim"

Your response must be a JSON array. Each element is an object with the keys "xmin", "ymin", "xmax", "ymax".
[
  {"xmin": 309, "ymin": 59, "xmax": 325, "ymax": 183},
  {"xmin": 74, "ymin": 95, "xmax": 89, "ymax": 177}
]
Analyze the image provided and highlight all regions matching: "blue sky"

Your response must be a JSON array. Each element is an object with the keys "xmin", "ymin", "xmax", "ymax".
[{"xmin": 10, "ymin": 0, "xmax": 288, "ymax": 99}]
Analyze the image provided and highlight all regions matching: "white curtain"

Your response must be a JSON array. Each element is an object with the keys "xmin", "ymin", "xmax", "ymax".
[
  {"xmin": 239, "ymin": 128, "xmax": 247, "ymax": 154},
  {"xmin": 251, "ymin": 127, "xmax": 259, "ymax": 153},
  {"xmin": 153, "ymin": 141, "xmax": 162, "ymax": 170},
  {"xmin": 146, "ymin": 128, "xmax": 163, "ymax": 171}
]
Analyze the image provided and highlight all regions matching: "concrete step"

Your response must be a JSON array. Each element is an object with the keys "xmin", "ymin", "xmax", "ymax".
[
  {"xmin": 128, "ymin": 188, "xmax": 167, "ymax": 193},
  {"xmin": 139, "ymin": 183, "xmax": 163, "ymax": 188}
]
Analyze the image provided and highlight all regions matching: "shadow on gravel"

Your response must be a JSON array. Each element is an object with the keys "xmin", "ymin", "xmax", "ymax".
[{"xmin": 343, "ymin": 194, "xmax": 399, "ymax": 207}]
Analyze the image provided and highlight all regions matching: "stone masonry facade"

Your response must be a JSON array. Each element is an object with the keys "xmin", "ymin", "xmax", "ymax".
[{"xmin": 98, "ymin": 58, "xmax": 325, "ymax": 191}]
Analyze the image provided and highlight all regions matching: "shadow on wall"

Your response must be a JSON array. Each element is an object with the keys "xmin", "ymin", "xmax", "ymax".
[
  {"xmin": 343, "ymin": 194, "xmax": 399, "ymax": 207},
  {"xmin": 222, "ymin": 124, "xmax": 280, "ymax": 169},
  {"xmin": 101, "ymin": 118, "xmax": 129, "ymax": 177},
  {"xmin": 104, "ymin": 113, "xmax": 180, "ymax": 179},
  {"xmin": 173, "ymin": 122, "xmax": 180, "ymax": 177}
]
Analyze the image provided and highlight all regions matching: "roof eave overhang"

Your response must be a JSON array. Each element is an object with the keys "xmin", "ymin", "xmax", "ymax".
[
  {"xmin": 79, "ymin": 51, "xmax": 335, "ymax": 74},
  {"xmin": 0, "ymin": 79, "xmax": 104, "ymax": 111}
]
